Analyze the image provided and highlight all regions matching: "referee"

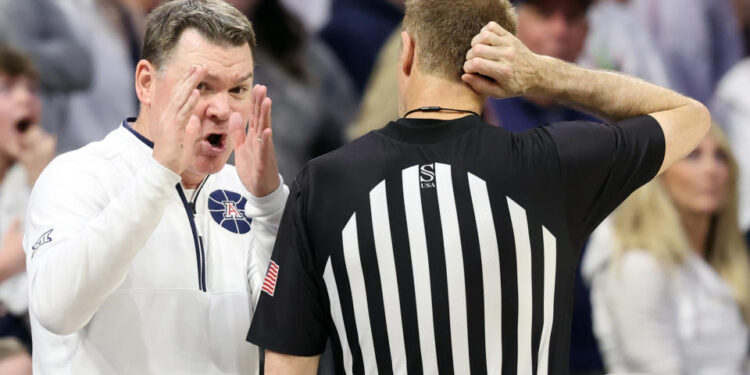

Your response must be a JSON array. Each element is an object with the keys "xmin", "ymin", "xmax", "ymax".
[{"xmin": 247, "ymin": 0, "xmax": 710, "ymax": 374}]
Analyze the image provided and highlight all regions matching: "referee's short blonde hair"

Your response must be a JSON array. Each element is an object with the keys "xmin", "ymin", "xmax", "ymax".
[
  {"xmin": 142, "ymin": 0, "xmax": 256, "ymax": 72},
  {"xmin": 403, "ymin": 0, "xmax": 517, "ymax": 80}
]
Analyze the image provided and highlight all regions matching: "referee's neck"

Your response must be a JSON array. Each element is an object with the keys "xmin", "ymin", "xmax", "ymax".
[{"xmin": 400, "ymin": 75, "xmax": 484, "ymax": 120}]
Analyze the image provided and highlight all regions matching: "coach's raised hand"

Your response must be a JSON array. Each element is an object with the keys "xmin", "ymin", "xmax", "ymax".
[
  {"xmin": 229, "ymin": 84, "xmax": 280, "ymax": 197},
  {"xmin": 462, "ymin": 21, "xmax": 540, "ymax": 99},
  {"xmin": 151, "ymin": 65, "xmax": 206, "ymax": 174}
]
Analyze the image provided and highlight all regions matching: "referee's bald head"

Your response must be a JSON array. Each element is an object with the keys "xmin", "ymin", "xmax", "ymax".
[{"xmin": 403, "ymin": 0, "xmax": 517, "ymax": 81}]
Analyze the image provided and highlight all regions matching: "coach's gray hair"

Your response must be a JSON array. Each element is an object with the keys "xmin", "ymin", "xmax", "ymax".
[{"xmin": 142, "ymin": 0, "xmax": 256, "ymax": 71}]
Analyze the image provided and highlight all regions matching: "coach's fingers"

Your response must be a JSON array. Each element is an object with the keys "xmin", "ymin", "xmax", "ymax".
[
  {"xmin": 176, "ymin": 89, "xmax": 200, "ymax": 127},
  {"xmin": 228, "ymin": 112, "xmax": 246, "ymax": 149},
  {"xmin": 251, "ymin": 85, "xmax": 267, "ymax": 135},
  {"xmin": 182, "ymin": 115, "xmax": 201, "ymax": 159},
  {"xmin": 259, "ymin": 128, "xmax": 274, "ymax": 162},
  {"xmin": 170, "ymin": 65, "xmax": 206, "ymax": 114},
  {"xmin": 258, "ymin": 97, "xmax": 272, "ymax": 135}
]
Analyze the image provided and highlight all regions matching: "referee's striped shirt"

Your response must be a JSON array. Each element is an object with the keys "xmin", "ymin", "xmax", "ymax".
[{"xmin": 248, "ymin": 114, "xmax": 664, "ymax": 374}]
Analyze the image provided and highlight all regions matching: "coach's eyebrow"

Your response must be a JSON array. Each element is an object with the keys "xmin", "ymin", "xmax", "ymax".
[
  {"xmin": 201, "ymin": 71, "xmax": 253, "ymax": 83},
  {"xmin": 235, "ymin": 71, "xmax": 253, "ymax": 83}
]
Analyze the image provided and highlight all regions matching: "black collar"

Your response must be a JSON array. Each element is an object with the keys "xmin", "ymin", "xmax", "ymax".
[{"xmin": 378, "ymin": 114, "xmax": 482, "ymax": 144}]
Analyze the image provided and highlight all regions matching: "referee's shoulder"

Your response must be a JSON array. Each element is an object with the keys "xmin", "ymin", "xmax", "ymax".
[{"xmin": 304, "ymin": 132, "xmax": 380, "ymax": 170}]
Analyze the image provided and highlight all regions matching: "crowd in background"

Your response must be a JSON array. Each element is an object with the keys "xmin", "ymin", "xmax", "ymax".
[{"xmin": 1, "ymin": 0, "xmax": 750, "ymax": 373}]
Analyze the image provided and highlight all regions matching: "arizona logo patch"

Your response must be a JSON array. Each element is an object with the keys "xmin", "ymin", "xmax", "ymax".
[
  {"xmin": 208, "ymin": 190, "xmax": 253, "ymax": 234},
  {"xmin": 262, "ymin": 260, "xmax": 279, "ymax": 296}
]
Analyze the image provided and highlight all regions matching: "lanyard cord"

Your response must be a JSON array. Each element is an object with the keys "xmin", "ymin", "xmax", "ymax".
[{"xmin": 402, "ymin": 106, "xmax": 480, "ymax": 118}]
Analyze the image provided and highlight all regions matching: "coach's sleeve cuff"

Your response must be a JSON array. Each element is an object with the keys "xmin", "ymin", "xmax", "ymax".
[{"xmin": 245, "ymin": 174, "xmax": 289, "ymax": 217}]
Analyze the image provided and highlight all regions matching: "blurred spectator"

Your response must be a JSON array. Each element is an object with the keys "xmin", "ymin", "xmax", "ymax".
[
  {"xmin": 320, "ymin": 0, "xmax": 404, "ymax": 94},
  {"xmin": 280, "ymin": 0, "xmax": 332, "ymax": 33},
  {"xmin": 226, "ymin": 0, "xmax": 357, "ymax": 183},
  {"xmin": 347, "ymin": 28, "xmax": 400, "ymax": 140},
  {"xmin": 629, "ymin": 0, "xmax": 743, "ymax": 104},
  {"xmin": 0, "ymin": 44, "xmax": 56, "ymax": 371},
  {"xmin": 53, "ymin": 0, "xmax": 148, "ymax": 153},
  {"xmin": 712, "ymin": 58, "xmax": 750, "ymax": 232},
  {"xmin": 730, "ymin": 0, "xmax": 750, "ymax": 54},
  {"xmin": 0, "ymin": 0, "xmax": 92, "ymax": 142},
  {"xmin": 487, "ymin": 0, "xmax": 599, "ymax": 132},
  {"xmin": 584, "ymin": 126, "xmax": 750, "ymax": 374},
  {"xmin": 580, "ymin": 0, "xmax": 670, "ymax": 87}
]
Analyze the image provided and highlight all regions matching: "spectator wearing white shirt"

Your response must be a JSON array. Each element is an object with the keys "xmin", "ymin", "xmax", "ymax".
[
  {"xmin": 712, "ymin": 58, "xmax": 750, "ymax": 233},
  {"xmin": 584, "ymin": 125, "xmax": 750, "ymax": 374}
]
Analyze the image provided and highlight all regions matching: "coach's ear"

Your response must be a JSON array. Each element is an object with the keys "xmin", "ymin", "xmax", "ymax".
[
  {"xmin": 400, "ymin": 31, "xmax": 415, "ymax": 77},
  {"xmin": 135, "ymin": 59, "xmax": 156, "ymax": 106}
]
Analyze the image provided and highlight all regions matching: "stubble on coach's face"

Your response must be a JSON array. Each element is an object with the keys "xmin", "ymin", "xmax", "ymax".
[{"xmin": 150, "ymin": 28, "xmax": 255, "ymax": 178}]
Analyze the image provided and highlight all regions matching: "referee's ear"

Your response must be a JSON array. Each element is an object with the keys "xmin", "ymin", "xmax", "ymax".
[
  {"xmin": 135, "ymin": 59, "xmax": 156, "ymax": 107},
  {"xmin": 400, "ymin": 31, "xmax": 415, "ymax": 77}
]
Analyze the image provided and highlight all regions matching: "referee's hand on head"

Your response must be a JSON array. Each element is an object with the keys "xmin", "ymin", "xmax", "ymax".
[
  {"xmin": 151, "ymin": 65, "xmax": 207, "ymax": 175},
  {"xmin": 462, "ymin": 21, "xmax": 540, "ymax": 100}
]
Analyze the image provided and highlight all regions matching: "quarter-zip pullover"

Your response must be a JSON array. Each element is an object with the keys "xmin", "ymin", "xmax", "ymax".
[{"xmin": 24, "ymin": 120, "xmax": 288, "ymax": 374}]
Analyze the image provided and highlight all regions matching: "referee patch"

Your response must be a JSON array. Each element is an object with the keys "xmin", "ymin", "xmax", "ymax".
[{"xmin": 262, "ymin": 260, "xmax": 279, "ymax": 296}]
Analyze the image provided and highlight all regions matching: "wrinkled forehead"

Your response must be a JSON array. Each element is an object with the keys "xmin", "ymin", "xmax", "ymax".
[{"xmin": 159, "ymin": 28, "xmax": 254, "ymax": 79}]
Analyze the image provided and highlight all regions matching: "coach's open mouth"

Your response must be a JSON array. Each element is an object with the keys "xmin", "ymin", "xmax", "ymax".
[{"xmin": 206, "ymin": 133, "xmax": 226, "ymax": 148}]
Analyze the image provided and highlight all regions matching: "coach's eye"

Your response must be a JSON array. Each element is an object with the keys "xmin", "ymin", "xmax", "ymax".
[
  {"xmin": 230, "ymin": 86, "xmax": 247, "ymax": 95},
  {"xmin": 196, "ymin": 82, "xmax": 207, "ymax": 91}
]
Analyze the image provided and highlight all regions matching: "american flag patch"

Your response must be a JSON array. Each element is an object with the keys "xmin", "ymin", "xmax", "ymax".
[{"xmin": 262, "ymin": 260, "xmax": 279, "ymax": 296}]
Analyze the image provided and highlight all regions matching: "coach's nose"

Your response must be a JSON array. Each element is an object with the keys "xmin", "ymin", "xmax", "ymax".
[{"xmin": 206, "ymin": 92, "xmax": 231, "ymax": 122}]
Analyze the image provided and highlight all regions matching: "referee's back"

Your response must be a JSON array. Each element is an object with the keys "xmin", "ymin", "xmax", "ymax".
[{"xmin": 248, "ymin": 113, "xmax": 665, "ymax": 374}]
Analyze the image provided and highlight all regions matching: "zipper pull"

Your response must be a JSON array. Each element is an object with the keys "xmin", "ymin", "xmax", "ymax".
[{"xmin": 189, "ymin": 202, "xmax": 196, "ymax": 215}]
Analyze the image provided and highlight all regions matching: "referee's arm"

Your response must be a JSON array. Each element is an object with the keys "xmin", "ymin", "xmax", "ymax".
[
  {"xmin": 266, "ymin": 350, "xmax": 320, "ymax": 375},
  {"xmin": 462, "ymin": 21, "xmax": 710, "ymax": 176}
]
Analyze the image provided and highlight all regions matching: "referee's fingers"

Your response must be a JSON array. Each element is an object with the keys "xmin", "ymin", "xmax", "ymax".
[
  {"xmin": 462, "ymin": 73, "xmax": 505, "ymax": 98},
  {"xmin": 464, "ymin": 57, "xmax": 511, "ymax": 83},
  {"xmin": 467, "ymin": 43, "xmax": 510, "ymax": 62},
  {"xmin": 471, "ymin": 29, "xmax": 504, "ymax": 48},
  {"xmin": 483, "ymin": 21, "xmax": 508, "ymax": 37}
]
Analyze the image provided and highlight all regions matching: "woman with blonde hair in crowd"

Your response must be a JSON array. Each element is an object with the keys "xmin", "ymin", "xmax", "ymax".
[{"xmin": 583, "ymin": 124, "xmax": 750, "ymax": 374}]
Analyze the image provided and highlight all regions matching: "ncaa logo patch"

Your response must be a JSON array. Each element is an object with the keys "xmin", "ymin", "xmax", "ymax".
[{"xmin": 208, "ymin": 190, "xmax": 253, "ymax": 234}]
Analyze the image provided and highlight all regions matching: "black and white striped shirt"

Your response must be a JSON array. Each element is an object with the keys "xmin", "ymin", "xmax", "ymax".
[{"xmin": 248, "ymin": 114, "xmax": 664, "ymax": 374}]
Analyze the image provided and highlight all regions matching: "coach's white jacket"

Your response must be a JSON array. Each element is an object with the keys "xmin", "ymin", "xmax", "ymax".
[{"xmin": 23, "ymin": 121, "xmax": 289, "ymax": 374}]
